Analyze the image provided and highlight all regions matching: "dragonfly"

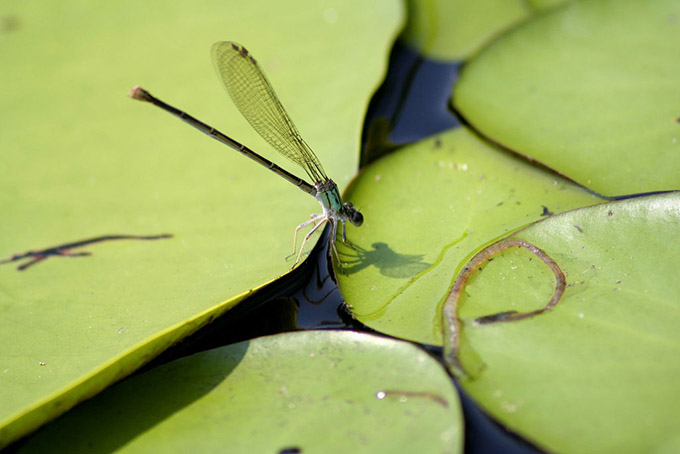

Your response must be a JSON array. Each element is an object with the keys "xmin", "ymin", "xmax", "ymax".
[{"xmin": 130, "ymin": 41, "xmax": 363, "ymax": 268}]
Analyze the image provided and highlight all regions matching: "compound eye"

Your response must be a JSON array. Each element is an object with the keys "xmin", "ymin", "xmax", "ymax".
[
  {"xmin": 350, "ymin": 210, "xmax": 364, "ymax": 226},
  {"xmin": 343, "ymin": 202, "xmax": 363, "ymax": 226}
]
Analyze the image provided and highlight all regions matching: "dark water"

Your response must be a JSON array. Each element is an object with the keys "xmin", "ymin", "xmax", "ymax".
[{"xmin": 361, "ymin": 40, "xmax": 461, "ymax": 167}]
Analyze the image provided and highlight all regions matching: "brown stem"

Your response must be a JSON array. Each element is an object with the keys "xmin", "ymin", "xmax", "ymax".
[{"xmin": 442, "ymin": 238, "xmax": 566, "ymax": 377}]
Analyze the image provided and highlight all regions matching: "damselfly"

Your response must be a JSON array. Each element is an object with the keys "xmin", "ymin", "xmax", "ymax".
[{"xmin": 130, "ymin": 42, "xmax": 363, "ymax": 268}]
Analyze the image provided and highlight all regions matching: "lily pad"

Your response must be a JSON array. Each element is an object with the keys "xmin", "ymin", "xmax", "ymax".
[
  {"xmin": 0, "ymin": 0, "xmax": 400, "ymax": 447},
  {"xmin": 444, "ymin": 192, "xmax": 680, "ymax": 452},
  {"xmin": 453, "ymin": 0, "xmax": 680, "ymax": 195},
  {"xmin": 16, "ymin": 331, "xmax": 463, "ymax": 454},
  {"xmin": 400, "ymin": 0, "xmax": 532, "ymax": 60},
  {"xmin": 338, "ymin": 127, "xmax": 602, "ymax": 345}
]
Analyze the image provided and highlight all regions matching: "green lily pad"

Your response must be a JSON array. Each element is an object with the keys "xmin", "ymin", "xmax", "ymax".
[
  {"xmin": 0, "ymin": 0, "xmax": 400, "ymax": 447},
  {"xmin": 444, "ymin": 192, "xmax": 680, "ymax": 452},
  {"xmin": 453, "ymin": 0, "xmax": 680, "ymax": 195},
  {"xmin": 399, "ymin": 0, "xmax": 574, "ymax": 61},
  {"xmin": 16, "ymin": 331, "xmax": 463, "ymax": 454},
  {"xmin": 400, "ymin": 0, "xmax": 532, "ymax": 60},
  {"xmin": 338, "ymin": 127, "xmax": 602, "ymax": 345}
]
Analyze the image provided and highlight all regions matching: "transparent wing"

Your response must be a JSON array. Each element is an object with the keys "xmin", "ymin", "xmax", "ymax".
[{"xmin": 211, "ymin": 41, "xmax": 326, "ymax": 183}]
